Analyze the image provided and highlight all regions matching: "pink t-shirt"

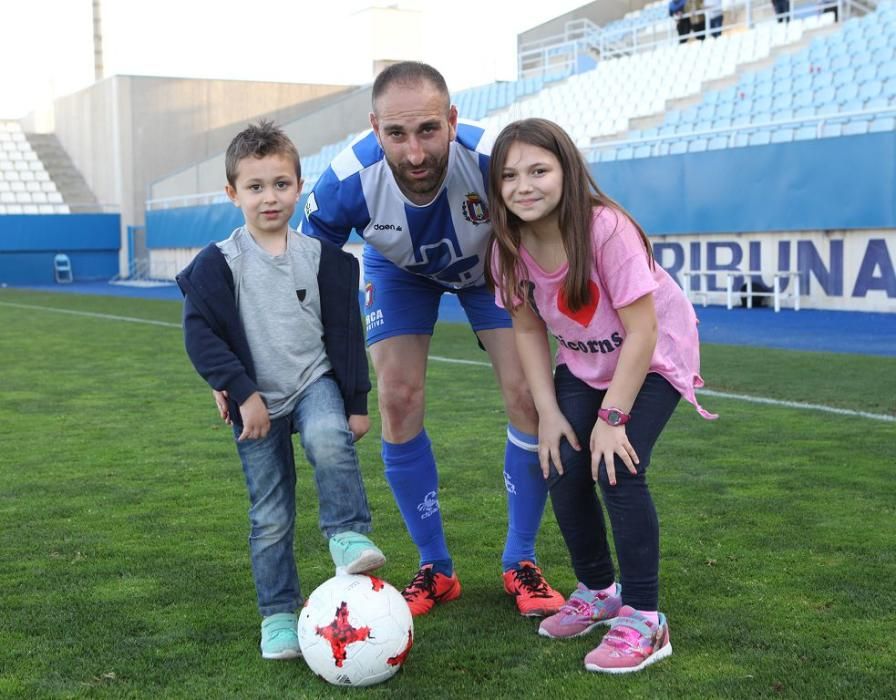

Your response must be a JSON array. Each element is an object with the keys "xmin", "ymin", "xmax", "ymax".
[{"xmin": 495, "ymin": 206, "xmax": 715, "ymax": 419}]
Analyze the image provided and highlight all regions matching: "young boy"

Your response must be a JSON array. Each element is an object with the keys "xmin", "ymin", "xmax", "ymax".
[{"xmin": 176, "ymin": 120, "xmax": 385, "ymax": 660}]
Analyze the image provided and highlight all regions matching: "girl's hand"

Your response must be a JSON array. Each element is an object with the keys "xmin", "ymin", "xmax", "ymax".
[
  {"xmin": 537, "ymin": 409, "xmax": 581, "ymax": 479},
  {"xmin": 590, "ymin": 420, "xmax": 639, "ymax": 485}
]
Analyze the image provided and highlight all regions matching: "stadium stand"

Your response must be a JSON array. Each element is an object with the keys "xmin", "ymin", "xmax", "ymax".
[
  {"xmin": 0, "ymin": 121, "xmax": 69, "ymax": 214},
  {"xmin": 592, "ymin": 1, "xmax": 896, "ymax": 158}
]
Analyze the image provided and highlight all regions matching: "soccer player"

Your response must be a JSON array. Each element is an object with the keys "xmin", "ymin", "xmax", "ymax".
[
  {"xmin": 178, "ymin": 121, "xmax": 385, "ymax": 659},
  {"xmin": 299, "ymin": 62, "xmax": 565, "ymax": 617}
]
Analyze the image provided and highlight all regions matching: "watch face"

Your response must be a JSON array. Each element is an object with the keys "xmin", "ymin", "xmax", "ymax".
[{"xmin": 607, "ymin": 409, "xmax": 623, "ymax": 425}]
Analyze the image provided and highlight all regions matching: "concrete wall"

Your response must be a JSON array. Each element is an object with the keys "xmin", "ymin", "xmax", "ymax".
[
  {"xmin": 150, "ymin": 86, "xmax": 375, "ymax": 202},
  {"xmin": 50, "ymin": 75, "xmax": 354, "ymax": 272}
]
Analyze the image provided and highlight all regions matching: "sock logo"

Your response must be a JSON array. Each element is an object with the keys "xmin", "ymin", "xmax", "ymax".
[
  {"xmin": 503, "ymin": 470, "xmax": 517, "ymax": 495},
  {"xmin": 416, "ymin": 491, "xmax": 440, "ymax": 519}
]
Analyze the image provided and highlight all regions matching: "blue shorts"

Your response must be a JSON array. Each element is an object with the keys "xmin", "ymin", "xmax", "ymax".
[{"xmin": 361, "ymin": 246, "xmax": 512, "ymax": 346}]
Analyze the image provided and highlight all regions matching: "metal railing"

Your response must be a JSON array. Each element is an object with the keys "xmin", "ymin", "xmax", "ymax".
[
  {"xmin": 518, "ymin": 0, "xmax": 879, "ymax": 78},
  {"xmin": 584, "ymin": 105, "xmax": 896, "ymax": 160}
]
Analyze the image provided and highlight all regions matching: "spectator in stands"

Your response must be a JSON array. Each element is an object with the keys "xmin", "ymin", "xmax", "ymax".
[
  {"xmin": 487, "ymin": 118, "xmax": 716, "ymax": 674},
  {"xmin": 705, "ymin": 0, "xmax": 724, "ymax": 37},
  {"xmin": 299, "ymin": 62, "xmax": 566, "ymax": 619},
  {"xmin": 691, "ymin": 0, "xmax": 707, "ymax": 41},
  {"xmin": 773, "ymin": 0, "xmax": 791, "ymax": 22},
  {"xmin": 669, "ymin": 0, "xmax": 692, "ymax": 43},
  {"xmin": 177, "ymin": 121, "xmax": 385, "ymax": 661}
]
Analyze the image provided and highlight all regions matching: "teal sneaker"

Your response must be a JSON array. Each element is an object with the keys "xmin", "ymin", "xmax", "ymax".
[
  {"xmin": 329, "ymin": 531, "xmax": 386, "ymax": 575},
  {"xmin": 260, "ymin": 612, "xmax": 301, "ymax": 660}
]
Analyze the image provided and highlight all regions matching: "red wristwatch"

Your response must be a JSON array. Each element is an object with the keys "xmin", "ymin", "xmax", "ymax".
[{"xmin": 598, "ymin": 407, "xmax": 630, "ymax": 426}]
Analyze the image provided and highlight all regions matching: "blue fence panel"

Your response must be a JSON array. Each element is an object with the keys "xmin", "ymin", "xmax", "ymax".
[{"xmin": 0, "ymin": 213, "xmax": 120, "ymax": 284}]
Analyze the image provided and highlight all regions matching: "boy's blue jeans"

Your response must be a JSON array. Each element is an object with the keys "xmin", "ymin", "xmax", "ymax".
[
  {"xmin": 548, "ymin": 366, "xmax": 680, "ymax": 611},
  {"xmin": 232, "ymin": 374, "xmax": 372, "ymax": 617}
]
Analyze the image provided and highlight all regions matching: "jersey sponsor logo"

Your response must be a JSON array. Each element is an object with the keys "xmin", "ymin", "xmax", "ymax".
[
  {"xmin": 364, "ymin": 282, "xmax": 374, "ymax": 308},
  {"xmin": 296, "ymin": 289, "xmax": 307, "ymax": 302},
  {"xmin": 461, "ymin": 192, "xmax": 489, "ymax": 225},
  {"xmin": 304, "ymin": 191, "xmax": 318, "ymax": 219},
  {"xmin": 372, "ymin": 223, "xmax": 403, "ymax": 231},
  {"xmin": 416, "ymin": 490, "xmax": 440, "ymax": 519},
  {"xmin": 365, "ymin": 309, "xmax": 384, "ymax": 331}
]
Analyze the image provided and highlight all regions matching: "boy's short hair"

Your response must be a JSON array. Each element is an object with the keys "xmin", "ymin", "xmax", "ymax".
[{"xmin": 225, "ymin": 120, "xmax": 301, "ymax": 187}]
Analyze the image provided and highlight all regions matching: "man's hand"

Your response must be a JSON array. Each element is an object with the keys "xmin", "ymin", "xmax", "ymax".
[{"xmin": 237, "ymin": 392, "xmax": 270, "ymax": 441}]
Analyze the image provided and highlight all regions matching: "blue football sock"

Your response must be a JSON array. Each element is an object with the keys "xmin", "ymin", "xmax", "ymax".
[
  {"xmin": 501, "ymin": 425, "xmax": 548, "ymax": 572},
  {"xmin": 382, "ymin": 429, "xmax": 452, "ymax": 572}
]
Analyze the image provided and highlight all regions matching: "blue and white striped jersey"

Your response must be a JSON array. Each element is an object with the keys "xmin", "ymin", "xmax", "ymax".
[{"xmin": 299, "ymin": 121, "xmax": 495, "ymax": 290}]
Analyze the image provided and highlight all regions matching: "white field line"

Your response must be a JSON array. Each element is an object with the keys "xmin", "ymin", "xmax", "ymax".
[{"xmin": 3, "ymin": 301, "xmax": 893, "ymax": 423}]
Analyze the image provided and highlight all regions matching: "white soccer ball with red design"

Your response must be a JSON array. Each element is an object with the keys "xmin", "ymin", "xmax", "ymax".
[{"xmin": 298, "ymin": 574, "xmax": 414, "ymax": 687}]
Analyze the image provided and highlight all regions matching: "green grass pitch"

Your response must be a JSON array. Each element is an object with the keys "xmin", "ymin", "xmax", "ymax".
[{"xmin": 1, "ymin": 289, "xmax": 894, "ymax": 699}]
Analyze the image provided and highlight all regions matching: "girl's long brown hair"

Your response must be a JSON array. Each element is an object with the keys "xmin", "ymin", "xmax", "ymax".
[{"xmin": 485, "ymin": 118, "xmax": 653, "ymax": 313}]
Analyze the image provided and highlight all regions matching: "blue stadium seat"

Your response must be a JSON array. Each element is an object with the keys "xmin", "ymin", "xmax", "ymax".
[
  {"xmin": 815, "ymin": 85, "xmax": 837, "ymax": 105},
  {"xmin": 675, "ymin": 123, "xmax": 696, "ymax": 135},
  {"xmin": 716, "ymin": 86, "xmax": 738, "ymax": 104},
  {"xmin": 753, "ymin": 110, "xmax": 773, "ymax": 126},
  {"xmin": 794, "ymin": 105, "xmax": 815, "ymax": 119},
  {"xmin": 772, "ymin": 93, "xmax": 793, "ymax": 111},
  {"xmin": 658, "ymin": 124, "xmax": 677, "ymax": 136},
  {"xmin": 865, "ymin": 95, "xmax": 889, "ymax": 110},
  {"xmin": 715, "ymin": 102, "xmax": 735, "ymax": 119},
  {"xmin": 732, "ymin": 114, "xmax": 752, "ymax": 128},
  {"xmin": 842, "ymin": 121, "xmax": 870, "ymax": 136},
  {"xmin": 819, "ymin": 121, "xmax": 844, "ymax": 138},
  {"xmin": 633, "ymin": 144, "xmax": 652, "ymax": 159},
  {"xmin": 793, "ymin": 74, "xmax": 813, "ymax": 94},
  {"xmin": 833, "ymin": 68, "xmax": 856, "ymax": 88},
  {"xmin": 754, "ymin": 96, "xmax": 773, "ymax": 113},
  {"xmin": 708, "ymin": 135, "xmax": 729, "ymax": 150},
  {"xmin": 704, "ymin": 91, "xmax": 720, "ymax": 105},
  {"xmin": 860, "ymin": 80, "xmax": 884, "ymax": 101},
  {"xmin": 665, "ymin": 111, "xmax": 682, "ymax": 126},
  {"xmin": 772, "ymin": 108, "xmax": 794, "ymax": 122},
  {"xmin": 868, "ymin": 35, "xmax": 889, "ymax": 53},
  {"xmin": 831, "ymin": 54, "xmax": 851, "ymax": 72},
  {"xmin": 669, "ymin": 140, "xmax": 689, "ymax": 155},
  {"xmin": 697, "ymin": 103, "xmax": 716, "ymax": 121},
  {"xmin": 617, "ymin": 145, "xmax": 635, "ymax": 160},
  {"xmin": 694, "ymin": 119, "xmax": 713, "ymax": 133},
  {"xmin": 869, "ymin": 116, "xmax": 896, "ymax": 132},
  {"xmin": 884, "ymin": 77, "xmax": 896, "ymax": 98},
  {"xmin": 852, "ymin": 51, "xmax": 874, "ymax": 70},
  {"xmin": 879, "ymin": 61, "xmax": 896, "ymax": 82},
  {"xmin": 836, "ymin": 83, "xmax": 860, "ymax": 104},
  {"xmin": 828, "ymin": 42, "xmax": 848, "ymax": 60},
  {"xmin": 688, "ymin": 138, "xmax": 708, "ymax": 153},
  {"xmin": 872, "ymin": 48, "xmax": 896, "ymax": 67},
  {"xmin": 793, "ymin": 89, "xmax": 814, "ymax": 108},
  {"xmin": 642, "ymin": 127, "xmax": 659, "ymax": 139},
  {"xmin": 773, "ymin": 79, "xmax": 794, "ymax": 97},
  {"xmin": 795, "ymin": 125, "xmax": 818, "ymax": 141},
  {"xmin": 748, "ymin": 130, "xmax": 772, "ymax": 146},
  {"xmin": 732, "ymin": 130, "xmax": 753, "ymax": 148},
  {"xmin": 599, "ymin": 148, "xmax": 618, "ymax": 162},
  {"xmin": 771, "ymin": 128, "xmax": 794, "ymax": 144},
  {"xmin": 841, "ymin": 98, "xmax": 865, "ymax": 112},
  {"xmin": 812, "ymin": 72, "xmax": 834, "ymax": 90},
  {"xmin": 856, "ymin": 64, "xmax": 878, "ymax": 84},
  {"xmin": 816, "ymin": 101, "xmax": 840, "ymax": 117},
  {"xmin": 712, "ymin": 116, "xmax": 733, "ymax": 129},
  {"xmin": 754, "ymin": 81, "xmax": 774, "ymax": 99}
]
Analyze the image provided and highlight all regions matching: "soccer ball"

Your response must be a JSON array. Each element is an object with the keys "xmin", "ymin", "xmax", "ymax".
[{"xmin": 298, "ymin": 574, "xmax": 414, "ymax": 687}]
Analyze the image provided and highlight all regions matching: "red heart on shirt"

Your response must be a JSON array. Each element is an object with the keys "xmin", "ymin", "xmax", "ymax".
[{"xmin": 557, "ymin": 281, "xmax": 600, "ymax": 327}]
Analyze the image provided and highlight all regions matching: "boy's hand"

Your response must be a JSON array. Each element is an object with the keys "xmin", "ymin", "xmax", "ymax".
[
  {"xmin": 213, "ymin": 389, "xmax": 232, "ymax": 425},
  {"xmin": 237, "ymin": 392, "xmax": 270, "ymax": 441},
  {"xmin": 348, "ymin": 414, "xmax": 370, "ymax": 443}
]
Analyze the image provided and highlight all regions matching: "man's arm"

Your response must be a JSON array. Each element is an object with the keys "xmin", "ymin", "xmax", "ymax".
[{"xmin": 299, "ymin": 168, "xmax": 369, "ymax": 248}]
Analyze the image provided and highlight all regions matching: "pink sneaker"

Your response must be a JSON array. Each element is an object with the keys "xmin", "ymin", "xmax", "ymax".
[
  {"xmin": 584, "ymin": 606, "xmax": 672, "ymax": 674},
  {"xmin": 538, "ymin": 583, "xmax": 622, "ymax": 639}
]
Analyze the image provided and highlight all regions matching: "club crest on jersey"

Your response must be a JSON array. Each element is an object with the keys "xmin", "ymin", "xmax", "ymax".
[{"xmin": 461, "ymin": 192, "xmax": 489, "ymax": 225}]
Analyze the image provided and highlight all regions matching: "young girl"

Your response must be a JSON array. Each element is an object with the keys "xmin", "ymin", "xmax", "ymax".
[{"xmin": 486, "ymin": 118, "xmax": 715, "ymax": 674}]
